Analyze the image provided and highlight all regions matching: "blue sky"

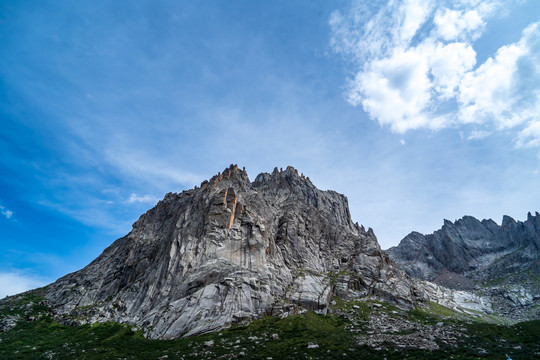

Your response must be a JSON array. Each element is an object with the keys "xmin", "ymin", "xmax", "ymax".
[{"xmin": 1, "ymin": 0, "xmax": 539, "ymax": 297}]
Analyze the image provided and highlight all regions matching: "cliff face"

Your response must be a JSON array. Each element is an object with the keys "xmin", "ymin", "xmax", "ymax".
[
  {"xmin": 387, "ymin": 213, "xmax": 540, "ymax": 321},
  {"xmin": 45, "ymin": 165, "xmax": 421, "ymax": 339}
]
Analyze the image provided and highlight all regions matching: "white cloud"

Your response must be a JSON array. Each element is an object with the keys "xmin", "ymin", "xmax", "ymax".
[
  {"xmin": 0, "ymin": 272, "xmax": 48, "ymax": 298},
  {"xmin": 0, "ymin": 205, "xmax": 14, "ymax": 219},
  {"xmin": 396, "ymin": 0, "xmax": 434, "ymax": 46},
  {"xmin": 467, "ymin": 129, "xmax": 491, "ymax": 140},
  {"xmin": 429, "ymin": 42, "xmax": 477, "ymax": 98},
  {"xmin": 458, "ymin": 35, "xmax": 529, "ymax": 128},
  {"xmin": 330, "ymin": 1, "xmax": 540, "ymax": 146},
  {"xmin": 516, "ymin": 121, "xmax": 540, "ymax": 148},
  {"xmin": 349, "ymin": 46, "xmax": 436, "ymax": 132},
  {"xmin": 127, "ymin": 193, "xmax": 159, "ymax": 204},
  {"xmin": 433, "ymin": 8, "xmax": 484, "ymax": 41}
]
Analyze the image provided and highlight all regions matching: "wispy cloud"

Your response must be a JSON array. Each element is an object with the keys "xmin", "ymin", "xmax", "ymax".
[
  {"xmin": 102, "ymin": 148, "xmax": 204, "ymax": 191},
  {"xmin": 330, "ymin": 1, "xmax": 540, "ymax": 145},
  {"xmin": 127, "ymin": 193, "xmax": 159, "ymax": 205},
  {"xmin": 0, "ymin": 271, "xmax": 49, "ymax": 298},
  {"xmin": 0, "ymin": 205, "xmax": 13, "ymax": 219},
  {"xmin": 516, "ymin": 111, "xmax": 540, "ymax": 148},
  {"xmin": 467, "ymin": 129, "xmax": 491, "ymax": 140}
]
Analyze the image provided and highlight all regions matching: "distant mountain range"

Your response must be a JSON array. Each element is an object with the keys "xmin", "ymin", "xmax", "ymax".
[{"xmin": 387, "ymin": 212, "xmax": 540, "ymax": 321}]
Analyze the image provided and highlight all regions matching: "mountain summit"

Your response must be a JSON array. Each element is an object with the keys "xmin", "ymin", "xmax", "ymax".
[{"xmin": 45, "ymin": 165, "xmax": 421, "ymax": 338}]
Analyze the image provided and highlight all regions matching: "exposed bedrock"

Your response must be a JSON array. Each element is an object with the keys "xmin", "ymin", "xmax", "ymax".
[{"xmin": 46, "ymin": 165, "xmax": 422, "ymax": 338}]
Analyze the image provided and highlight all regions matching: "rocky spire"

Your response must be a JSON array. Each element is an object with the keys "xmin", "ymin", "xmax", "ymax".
[{"xmin": 45, "ymin": 165, "xmax": 421, "ymax": 339}]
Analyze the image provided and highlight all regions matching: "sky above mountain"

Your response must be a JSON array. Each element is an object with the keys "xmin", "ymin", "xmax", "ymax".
[{"xmin": 1, "ymin": 0, "xmax": 539, "ymax": 298}]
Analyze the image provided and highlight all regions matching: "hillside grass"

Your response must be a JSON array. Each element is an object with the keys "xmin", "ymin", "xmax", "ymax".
[{"xmin": 1, "ymin": 293, "xmax": 539, "ymax": 359}]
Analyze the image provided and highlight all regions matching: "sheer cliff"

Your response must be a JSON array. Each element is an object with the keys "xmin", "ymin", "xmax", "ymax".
[{"xmin": 45, "ymin": 165, "xmax": 422, "ymax": 339}]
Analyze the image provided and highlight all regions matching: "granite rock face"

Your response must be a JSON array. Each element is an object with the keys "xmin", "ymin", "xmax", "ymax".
[
  {"xmin": 45, "ymin": 165, "xmax": 422, "ymax": 339},
  {"xmin": 387, "ymin": 213, "xmax": 540, "ymax": 321}
]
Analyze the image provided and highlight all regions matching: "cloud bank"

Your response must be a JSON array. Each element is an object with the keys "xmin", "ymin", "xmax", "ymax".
[{"xmin": 330, "ymin": 0, "xmax": 540, "ymax": 145}]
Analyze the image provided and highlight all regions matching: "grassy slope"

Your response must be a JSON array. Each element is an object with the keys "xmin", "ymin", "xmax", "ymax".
[{"xmin": 1, "ymin": 291, "xmax": 539, "ymax": 359}]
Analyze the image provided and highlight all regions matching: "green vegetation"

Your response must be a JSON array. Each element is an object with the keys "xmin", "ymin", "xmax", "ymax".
[
  {"xmin": 482, "ymin": 276, "xmax": 508, "ymax": 287},
  {"xmin": 1, "ymin": 292, "xmax": 539, "ymax": 359},
  {"xmin": 329, "ymin": 296, "xmax": 371, "ymax": 321},
  {"xmin": 0, "ymin": 290, "xmax": 49, "ymax": 319},
  {"xmin": 406, "ymin": 300, "xmax": 471, "ymax": 325},
  {"xmin": 408, "ymin": 301, "xmax": 508, "ymax": 326},
  {"xmin": 326, "ymin": 269, "xmax": 354, "ymax": 286}
]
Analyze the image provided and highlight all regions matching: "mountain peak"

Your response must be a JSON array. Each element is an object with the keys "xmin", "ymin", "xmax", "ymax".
[
  {"xmin": 201, "ymin": 164, "xmax": 250, "ymax": 188},
  {"xmin": 502, "ymin": 215, "xmax": 516, "ymax": 228},
  {"xmin": 44, "ymin": 165, "xmax": 421, "ymax": 339},
  {"xmin": 253, "ymin": 165, "xmax": 312, "ymax": 187}
]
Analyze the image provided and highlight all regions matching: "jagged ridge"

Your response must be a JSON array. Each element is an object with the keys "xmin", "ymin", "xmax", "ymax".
[
  {"xmin": 45, "ymin": 165, "xmax": 421, "ymax": 339},
  {"xmin": 387, "ymin": 213, "xmax": 540, "ymax": 321}
]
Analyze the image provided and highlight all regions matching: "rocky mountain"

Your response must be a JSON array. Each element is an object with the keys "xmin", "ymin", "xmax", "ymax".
[
  {"xmin": 44, "ymin": 165, "xmax": 423, "ymax": 339},
  {"xmin": 387, "ymin": 213, "xmax": 540, "ymax": 321}
]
